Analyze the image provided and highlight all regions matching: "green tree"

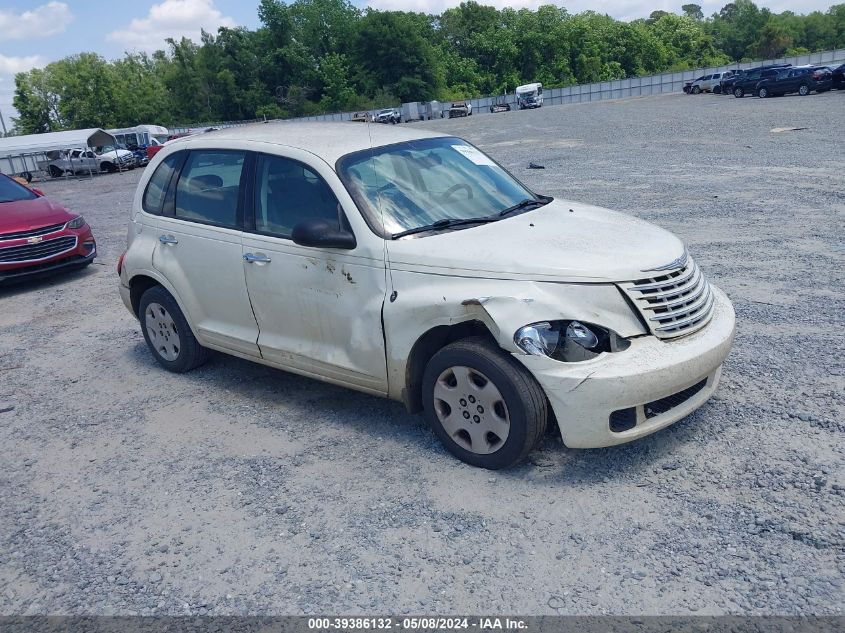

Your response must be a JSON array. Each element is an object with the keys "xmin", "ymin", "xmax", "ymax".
[
  {"xmin": 754, "ymin": 22, "xmax": 794, "ymax": 57},
  {"xmin": 318, "ymin": 52, "xmax": 356, "ymax": 111},
  {"xmin": 351, "ymin": 10, "xmax": 443, "ymax": 102},
  {"xmin": 12, "ymin": 69, "xmax": 57, "ymax": 133},
  {"xmin": 682, "ymin": 4, "xmax": 704, "ymax": 20}
]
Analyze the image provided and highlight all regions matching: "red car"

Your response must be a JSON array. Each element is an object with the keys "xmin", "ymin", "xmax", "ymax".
[{"xmin": 0, "ymin": 173, "xmax": 96, "ymax": 284}]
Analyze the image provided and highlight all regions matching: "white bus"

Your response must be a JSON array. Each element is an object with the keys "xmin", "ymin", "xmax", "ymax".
[{"xmin": 107, "ymin": 125, "xmax": 169, "ymax": 149}]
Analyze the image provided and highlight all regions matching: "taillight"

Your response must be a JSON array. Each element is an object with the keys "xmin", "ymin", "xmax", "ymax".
[{"xmin": 117, "ymin": 252, "xmax": 126, "ymax": 276}]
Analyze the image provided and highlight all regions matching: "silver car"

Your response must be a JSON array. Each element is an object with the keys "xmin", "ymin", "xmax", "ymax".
[{"xmin": 690, "ymin": 72, "xmax": 733, "ymax": 94}]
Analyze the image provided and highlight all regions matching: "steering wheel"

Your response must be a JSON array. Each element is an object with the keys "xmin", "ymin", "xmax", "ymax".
[{"xmin": 440, "ymin": 183, "xmax": 473, "ymax": 201}]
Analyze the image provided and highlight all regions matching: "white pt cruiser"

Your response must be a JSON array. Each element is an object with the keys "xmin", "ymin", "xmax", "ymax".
[{"xmin": 119, "ymin": 123, "xmax": 735, "ymax": 469}]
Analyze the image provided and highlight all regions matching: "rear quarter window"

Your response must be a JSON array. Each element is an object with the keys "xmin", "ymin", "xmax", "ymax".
[
  {"xmin": 142, "ymin": 152, "xmax": 185, "ymax": 215},
  {"xmin": 174, "ymin": 150, "xmax": 246, "ymax": 229}
]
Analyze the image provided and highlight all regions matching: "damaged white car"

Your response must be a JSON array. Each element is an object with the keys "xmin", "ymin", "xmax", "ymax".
[{"xmin": 119, "ymin": 123, "xmax": 735, "ymax": 469}]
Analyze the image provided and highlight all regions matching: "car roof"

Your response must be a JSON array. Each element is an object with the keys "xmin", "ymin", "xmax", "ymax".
[{"xmin": 170, "ymin": 121, "xmax": 449, "ymax": 165}]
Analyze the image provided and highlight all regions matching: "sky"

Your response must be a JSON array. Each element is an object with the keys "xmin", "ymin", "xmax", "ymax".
[{"xmin": 0, "ymin": 0, "xmax": 838, "ymax": 124}]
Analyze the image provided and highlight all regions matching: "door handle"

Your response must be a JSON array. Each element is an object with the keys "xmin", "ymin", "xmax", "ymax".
[
  {"xmin": 243, "ymin": 252, "xmax": 272, "ymax": 264},
  {"xmin": 159, "ymin": 234, "xmax": 178, "ymax": 245}
]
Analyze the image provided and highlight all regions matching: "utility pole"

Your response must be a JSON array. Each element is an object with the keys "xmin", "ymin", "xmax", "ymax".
[{"xmin": 0, "ymin": 108, "xmax": 7, "ymax": 136}]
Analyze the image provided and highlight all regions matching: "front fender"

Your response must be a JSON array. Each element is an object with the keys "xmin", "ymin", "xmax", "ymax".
[{"xmin": 383, "ymin": 271, "xmax": 647, "ymax": 400}]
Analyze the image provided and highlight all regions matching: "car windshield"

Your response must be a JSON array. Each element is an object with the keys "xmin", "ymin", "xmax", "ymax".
[
  {"xmin": 0, "ymin": 176, "xmax": 38, "ymax": 204},
  {"xmin": 338, "ymin": 136, "xmax": 544, "ymax": 237}
]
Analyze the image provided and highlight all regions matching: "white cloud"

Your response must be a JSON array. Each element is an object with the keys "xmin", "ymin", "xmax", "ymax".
[
  {"xmin": 107, "ymin": 0, "xmax": 236, "ymax": 51},
  {"xmin": 0, "ymin": 1, "xmax": 74, "ymax": 41},
  {"xmin": 363, "ymin": 0, "xmax": 837, "ymax": 20},
  {"xmin": 0, "ymin": 55, "xmax": 46, "ymax": 120},
  {"xmin": 0, "ymin": 54, "xmax": 46, "ymax": 76}
]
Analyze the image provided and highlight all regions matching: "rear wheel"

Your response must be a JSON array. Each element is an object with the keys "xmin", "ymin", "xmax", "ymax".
[
  {"xmin": 798, "ymin": 84, "xmax": 810, "ymax": 96},
  {"xmin": 49, "ymin": 165, "xmax": 63, "ymax": 178},
  {"xmin": 422, "ymin": 337, "xmax": 548, "ymax": 470},
  {"xmin": 734, "ymin": 87, "xmax": 744, "ymax": 98},
  {"xmin": 139, "ymin": 286, "xmax": 209, "ymax": 373}
]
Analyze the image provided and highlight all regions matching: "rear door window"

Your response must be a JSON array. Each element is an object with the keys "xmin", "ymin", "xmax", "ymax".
[{"xmin": 174, "ymin": 151, "xmax": 246, "ymax": 229}]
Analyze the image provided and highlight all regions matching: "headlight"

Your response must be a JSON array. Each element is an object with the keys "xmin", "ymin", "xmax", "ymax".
[
  {"xmin": 514, "ymin": 320, "xmax": 630, "ymax": 362},
  {"xmin": 66, "ymin": 215, "xmax": 86, "ymax": 229}
]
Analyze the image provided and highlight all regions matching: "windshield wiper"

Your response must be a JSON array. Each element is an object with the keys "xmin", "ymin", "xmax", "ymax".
[
  {"xmin": 498, "ymin": 196, "xmax": 550, "ymax": 218},
  {"xmin": 391, "ymin": 195, "xmax": 552, "ymax": 239},
  {"xmin": 392, "ymin": 216, "xmax": 495, "ymax": 239}
]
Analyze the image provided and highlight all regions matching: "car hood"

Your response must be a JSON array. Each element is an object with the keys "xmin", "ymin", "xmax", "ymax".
[
  {"xmin": 99, "ymin": 149, "xmax": 133, "ymax": 159},
  {"xmin": 0, "ymin": 196, "xmax": 74, "ymax": 232},
  {"xmin": 386, "ymin": 198, "xmax": 686, "ymax": 283}
]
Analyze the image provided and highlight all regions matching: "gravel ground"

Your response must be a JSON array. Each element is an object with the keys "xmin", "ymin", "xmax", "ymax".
[{"xmin": 1, "ymin": 92, "xmax": 843, "ymax": 616}]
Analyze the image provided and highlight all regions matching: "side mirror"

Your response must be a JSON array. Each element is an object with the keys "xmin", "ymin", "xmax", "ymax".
[{"xmin": 291, "ymin": 219, "xmax": 356, "ymax": 250}]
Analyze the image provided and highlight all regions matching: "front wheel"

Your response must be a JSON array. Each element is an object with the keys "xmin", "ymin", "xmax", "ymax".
[
  {"xmin": 422, "ymin": 338, "xmax": 548, "ymax": 470},
  {"xmin": 49, "ymin": 165, "xmax": 63, "ymax": 178},
  {"xmin": 139, "ymin": 286, "xmax": 209, "ymax": 373},
  {"xmin": 798, "ymin": 84, "xmax": 810, "ymax": 96},
  {"xmin": 714, "ymin": 85, "xmax": 722, "ymax": 94},
  {"xmin": 758, "ymin": 87, "xmax": 769, "ymax": 98},
  {"xmin": 692, "ymin": 86, "xmax": 701, "ymax": 94},
  {"xmin": 734, "ymin": 87, "xmax": 744, "ymax": 98}
]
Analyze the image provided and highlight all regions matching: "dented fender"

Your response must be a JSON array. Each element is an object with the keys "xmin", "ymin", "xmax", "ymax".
[{"xmin": 382, "ymin": 271, "xmax": 646, "ymax": 400}]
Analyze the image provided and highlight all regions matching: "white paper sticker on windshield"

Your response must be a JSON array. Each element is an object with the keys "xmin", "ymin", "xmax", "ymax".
[{"xmin": 451, "ymin": 144, "xmax": 496, "ymax": 166}]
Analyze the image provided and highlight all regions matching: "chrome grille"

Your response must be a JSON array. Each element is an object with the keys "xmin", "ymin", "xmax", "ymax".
[
  {"xmin": 0, "ymin": 236, "xmax": 77, "ymax": 263},
  {"xmin": 620, "ymin": 257, "xmax": 715, "ymax": 339},
  {"xmin": 0, "ymin": 222, "xmax": 66, "ymax": 241}
]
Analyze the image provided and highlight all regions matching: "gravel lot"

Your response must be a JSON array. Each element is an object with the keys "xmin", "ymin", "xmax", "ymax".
[{"xmin": 1, "ymin": 92, "xmax": 843, "ymax": 617}]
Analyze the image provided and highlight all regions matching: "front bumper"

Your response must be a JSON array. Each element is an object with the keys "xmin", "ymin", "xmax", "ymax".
[
  {"xmin": 516, "ymin": 285, "xmax": 736, "ymax": 448},
  {"xmin": 0, "ymin": 227, "xmax": 97, "ymax": 285}
]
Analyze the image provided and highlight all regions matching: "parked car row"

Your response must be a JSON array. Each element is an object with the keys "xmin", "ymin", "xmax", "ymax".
[{"xmin": 685, "ymin": 62, "xmax": 843, "ymax": 99}]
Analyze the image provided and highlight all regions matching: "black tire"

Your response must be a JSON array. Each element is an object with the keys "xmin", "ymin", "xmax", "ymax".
[
  {"xmin": 692, "ymin": 86, "xmax": 701, "ymax": 94},
  {"xmin": 798, "ymin": 84, "xmax": 810, "ymax": 96},
  {"xmin": 49, "ymin": 165, "xmax": 63, "ymax": 178},
  {"xmin": 734, "ymin": 87, "xmax": 744, "ymax": 98},
  {"xmin": 103, "ymin": 162, "xmax": 117, "ymax": 173},
  {"xmin": 422, "ymin": 337, "xmax": 548, "ymax": 470},
  {"xmin": 758, "ymin": 87, "xmax": 769, "ymax": 98},
  {"xmin": 714, "ymin": 85, "xmax": 722, "ymax": 94},
  {"xmin": 138, "ymin": 285, "xmax": 209, "ymax": 373}
]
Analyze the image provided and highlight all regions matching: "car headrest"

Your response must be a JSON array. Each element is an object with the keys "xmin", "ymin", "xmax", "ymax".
[{"xmin": 190, "ymin": 174, "xmax": 223, "ymax": 190}]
